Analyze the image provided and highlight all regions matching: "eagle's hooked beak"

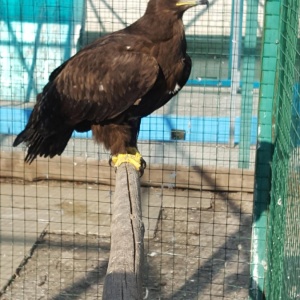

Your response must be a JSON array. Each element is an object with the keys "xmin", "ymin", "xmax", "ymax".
[{"xmin": 176, "ymin": 0, "xmax": 209, "ymax": 8}]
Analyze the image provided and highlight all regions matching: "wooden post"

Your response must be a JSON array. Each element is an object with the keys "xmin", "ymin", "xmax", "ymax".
[{"xmin": 103, "ymin": 163, "xmax": 144, "ymax": 300}]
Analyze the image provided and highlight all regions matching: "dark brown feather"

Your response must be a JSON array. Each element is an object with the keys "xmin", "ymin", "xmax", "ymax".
[{"xmin": 13, "ymin": 0, "xmax": 208, "ymax": 161}]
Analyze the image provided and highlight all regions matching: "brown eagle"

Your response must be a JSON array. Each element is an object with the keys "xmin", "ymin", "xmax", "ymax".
[{"xmin": 13, "ymin": 0, "xmax": 208, "ymax": 173}]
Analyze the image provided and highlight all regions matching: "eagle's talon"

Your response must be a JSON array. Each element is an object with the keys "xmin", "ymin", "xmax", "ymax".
[
  {"xmin": 138, "ymin": 158, "xmax": 147, "ymax": 177},
  {"xmin": 139, "ymin": 167, "xmax": 144, "ymax": 177},
  {"xmin": 141, "ymin": 158, "xmax": 147, "ymax": 170},
  {"xmin": 109, "ymin": 156, "xmax": 118, "ymax": 173}
]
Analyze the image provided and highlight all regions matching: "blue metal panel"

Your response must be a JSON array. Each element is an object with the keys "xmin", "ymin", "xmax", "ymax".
[
  {"xmin": 235, "ymin": 116, "xmax": 258, "ymax": 145},
  {"xmin": 0, "ymin": 0, "xmax": 85, "ymax": 102},
  {"xmin": 0, "ymin": 107, "xmax": 258, "ymax": 145},
  {"xmin": 0, "ymin": 0, "xmax": 80, "ymax": 23},
  {"xmin": 187, "ymin": 79, "xmax": 260, "ymax": 88},
  {"xmin": 0, "ymin": 107, "xmax": 31, "ymax": 134},
  {"xmin": 140, "ymin": 116, "xmax": 231, "ymax": 143}
]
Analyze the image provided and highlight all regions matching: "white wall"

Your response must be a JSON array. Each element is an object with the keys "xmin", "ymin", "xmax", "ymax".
[{"xmin": 85, "ymin": 0, "xmax": 265, "ymax": 37}]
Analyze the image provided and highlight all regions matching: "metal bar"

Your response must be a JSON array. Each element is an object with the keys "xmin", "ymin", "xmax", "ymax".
[
  {"xmin": 229, "ymin": 0, "xmax": 244, "ymax": 146},
  {"xmin": 187, "ymin": 79, "xmax": 260, "ymax": 88},
  {"xmin": 238, "ymin": 0, "xmax": 259, "ymax": 168},
  {"xmin": 249, "ymin": 1, "xmax": 281, "ymax": 298}
]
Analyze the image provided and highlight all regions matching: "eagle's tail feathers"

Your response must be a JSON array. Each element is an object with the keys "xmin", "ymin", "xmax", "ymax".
[{"xmin": 14, "ymin": 127, "xmax": 73, "ymax": 164}]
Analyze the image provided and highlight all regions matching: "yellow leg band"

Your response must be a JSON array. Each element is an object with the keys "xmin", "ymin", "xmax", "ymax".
[{"xmin": 111, "ymin": 148, "xmax": 143, "ymax": 171}]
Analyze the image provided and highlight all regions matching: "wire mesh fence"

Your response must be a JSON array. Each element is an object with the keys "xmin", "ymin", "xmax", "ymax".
[
  {"xmin": 258, "ymin": 0, "xmax": 300, "ymax": 298},
  {"xmin": 0, "ymin": 0, "xmax": 265, "ymax": 299},
  {"xmin": 250, "ymin": 0, "xmax": 300, "ymax": 298}
]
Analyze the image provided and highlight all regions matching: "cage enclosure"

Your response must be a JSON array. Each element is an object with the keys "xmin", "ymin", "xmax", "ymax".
[{"xmin": 0, "ymin": 0, "xmax": 299, "ymax": 299}]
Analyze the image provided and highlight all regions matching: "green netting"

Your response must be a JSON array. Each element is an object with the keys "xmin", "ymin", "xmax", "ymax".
[{"xmin": 264, "ymin": 0, "xmax": 300, "ymax": 298}]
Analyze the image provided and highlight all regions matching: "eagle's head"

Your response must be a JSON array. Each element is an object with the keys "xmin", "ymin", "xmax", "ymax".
[{"xmin": 147, "ymin": 0, "xmax": 209, "ymax": 16}]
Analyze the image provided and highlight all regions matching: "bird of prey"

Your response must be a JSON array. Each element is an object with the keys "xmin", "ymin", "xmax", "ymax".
[{"xmin": 13, "ymin": 0, "xmax": 208, "ymax": 174}]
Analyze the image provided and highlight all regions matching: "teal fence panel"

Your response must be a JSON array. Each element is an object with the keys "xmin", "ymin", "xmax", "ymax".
[{"xmin": 0, "ymin": 0, "xmax": 85, "ymax": 102}]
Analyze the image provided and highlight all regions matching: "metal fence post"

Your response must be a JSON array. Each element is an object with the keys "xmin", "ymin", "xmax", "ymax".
[{"xmin": 249, "ymin": 0, "xmax": 281, "ymax": 298}]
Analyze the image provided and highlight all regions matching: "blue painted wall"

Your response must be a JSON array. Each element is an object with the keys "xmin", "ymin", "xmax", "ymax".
[
  {"xmin": 0, "ymin": 0, "xmax": 85, "ymax": 102},
  {"xmin": 0, "ymin": 107, "xmax": 258, "ymax": 144}
]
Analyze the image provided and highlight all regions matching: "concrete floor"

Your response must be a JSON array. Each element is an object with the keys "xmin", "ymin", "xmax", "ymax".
[
  {"xmin": 0, "ymin": 178, "xmax": 253, "ymax": 299},
  {"xmin": 0, "ymin": 180, "xmax": 164, "ymax": 290}
]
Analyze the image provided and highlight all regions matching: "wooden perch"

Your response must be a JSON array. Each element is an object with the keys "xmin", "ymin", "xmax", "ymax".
[{"xmin": 103, "ymin": 163, "xmax": 144, "ymax": 300}]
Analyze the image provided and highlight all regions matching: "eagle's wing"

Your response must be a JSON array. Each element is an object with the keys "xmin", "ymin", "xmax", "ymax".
[
  {"xmin": 12, "ymin": 41, "xmax": 161, "ymax": 162},
  {"xmin": 49, "ymin": 43, "xmax": 160, "ymax": 126}
]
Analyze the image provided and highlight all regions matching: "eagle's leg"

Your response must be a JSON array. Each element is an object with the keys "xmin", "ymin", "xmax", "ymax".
[
  {"xmin": 109, "ymin": 147, "xmax": 146, "ymax": 176},
  {"xmin": 92, "ymin": 120, "xmax": 146, "ymax": 175},
  {"xmin": 109, "ymin": 119, "xmax": 146, "ymax": 175}
]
